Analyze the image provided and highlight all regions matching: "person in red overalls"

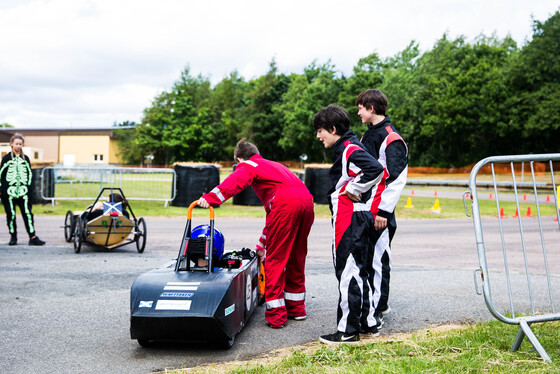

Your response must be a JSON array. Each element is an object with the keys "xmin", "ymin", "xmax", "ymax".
[{"xmin": 197, "ymin": 139, "xmax": 315, "ymax": 328}]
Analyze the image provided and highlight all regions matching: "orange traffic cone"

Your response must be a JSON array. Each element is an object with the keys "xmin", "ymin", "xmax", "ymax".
[
  {"xmin": 523, "ymin": 194, "xmax": 527, "ymax": 201},
  {"xmin": 496, "ymin": 207, "xmax": 506, "ymax": 219},
  {"xmin": 554, "ymin": 210, "xmax": 559, "ymax": 222},
  {"xmin": 546, "ymin": 195, "xmax": 550, "ymax": 202},
  {"xmin": 465, "ymin": 192, "xmax": 470, "ymax": 199},
  {"xmin": 489, "ymin": 193, "xmax": 493, "ymax": 200},
  {"xmin": 434, "ymin": 190, "xmax": 438, "ymax": 197},
  {"xmin": 512, "ymin": 208, "xmax": 519, "ymax": 218},
  {"xmin": 525, "ymin": 206, "xmax": 533, "ymax": 217},
  {"xmin": 411, "ymin": 189, "xmax": 415, "ymax": 196}
]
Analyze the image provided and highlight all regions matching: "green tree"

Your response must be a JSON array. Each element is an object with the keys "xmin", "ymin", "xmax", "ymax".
[
  {"xmin": 338, "ymin": 52, "xmax": 385, "ymax": 132},
  {"xmin": 113, "ymin": 121, "xmax": 139, "ymax": 165},
  {"xmin": 505, "ymin": 9, "xmax": 560, "ymax": 154},
  {"xmin": 378, "ymin": 42, "xmax": 421, "ymax": 154},
  {"xmin": 412, "ymin": 35, "xmax": 516, "ymax": 166},
  {"xmin": 277, "ymin": 60, "xmax": 344, "ymax": 162},
  {"xmin": 241, "ymin": 60, "xmax": 290, "ymax": 160},
  {"xmin": 207, "ymin": 70, "xmax": 249, "ymax": 159}
]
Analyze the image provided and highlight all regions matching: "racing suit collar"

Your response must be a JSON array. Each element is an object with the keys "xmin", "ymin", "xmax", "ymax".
[{"xmin": 368, "ymin": 115, "xmax": 391, "ymax": 130}]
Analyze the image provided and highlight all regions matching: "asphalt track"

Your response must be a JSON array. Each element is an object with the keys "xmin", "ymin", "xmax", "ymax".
[{"xmin": 1, "ymin": 213, "xmax": 559, "ymax": 374}]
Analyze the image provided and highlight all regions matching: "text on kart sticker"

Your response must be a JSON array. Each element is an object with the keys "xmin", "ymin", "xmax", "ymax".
[
  {"xmin": 155, "ymin": 300, "xmax": 192, "ymax": 310},
  {"xmin": 160, "ymin": 292, "xmax": 194, "ymax": 298}
]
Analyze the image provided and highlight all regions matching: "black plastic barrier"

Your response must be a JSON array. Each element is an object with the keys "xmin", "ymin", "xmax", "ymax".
[
  {"xmin": 231, "ymin": 164, "xmax": 261, "ymax": 206},
  {"xmin": 304, "ymin": 167, "xmax": 331, "ymax": 204},
  {"xmin": 172, "ymin": 164, "xmax": 220, "ymax": 207}
]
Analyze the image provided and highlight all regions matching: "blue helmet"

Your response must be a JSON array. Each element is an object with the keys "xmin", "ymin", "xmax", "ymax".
[{"xmin": 190, "ymin": 224, "xmax": 225, "ymax": 260}]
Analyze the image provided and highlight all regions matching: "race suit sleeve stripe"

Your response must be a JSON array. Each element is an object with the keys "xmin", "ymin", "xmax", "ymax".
[
  {"xmin": 378, "ymin": 137, "xmax": 408, "ymax": 217},
  {"xmin": 334, "ymin": 193, "xmax": 353, "ymax": 249},
  {"xmin": 201, "ymin": 162, "xmax": 256, "ymax": 206},
  {"xmin": 343, "ymin": 146, "xmax": 384, "ymax": 198}
]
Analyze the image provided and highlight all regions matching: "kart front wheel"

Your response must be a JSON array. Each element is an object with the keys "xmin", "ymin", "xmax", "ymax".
[
  {"xmin": 64, "ymin": 210, "xmax": 74, "ymax": 242},
  {"xmin": 135, "ymin": 217, "xmax": 147, "ymax": 253},
  {"xmin": 73, "ymin": 216, "xmax": 83, "ymax": 254},
  {"xmin": 217, "ymin": 335, "xmax": 235, "ymax": 350},
  {"xmin": 137, "ymin": 339, "xmax": 151, "ymax": 347}
]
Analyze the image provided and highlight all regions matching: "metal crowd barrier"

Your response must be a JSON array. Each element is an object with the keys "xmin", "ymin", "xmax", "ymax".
[
  {"xmin": 465, "ymin": 153, "xmax": 560, "ymax": 362},
  {"xmin": 40, "ymin": 166, "xmax": 176, "ymax": 206}
]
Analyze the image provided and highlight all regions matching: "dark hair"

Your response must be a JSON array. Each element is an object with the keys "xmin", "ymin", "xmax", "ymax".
[
  {"xmin": 234, "ymin": 138, "xmax": 260, "ymax": 161},
  {"xmin": 312, "ymin": 105, "xmax": 351, "ymax": 135},
  {"xmin": 355, "ymin": 89, "xmax": 387, "ymax": 115},
  {"xmin": 108, "ymin": 193, "xmax": 128, "ymax": 210}
]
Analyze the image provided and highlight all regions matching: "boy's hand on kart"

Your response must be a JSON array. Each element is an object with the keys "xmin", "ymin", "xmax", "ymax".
[
  {"xmin": 339, "ymin": 190, "xmax": 361, "ymax": 202},
  {"xmin": 256, "ymin": 244, "xmax": 265, "ymax": 260},
  {"xmin": 197, "ymin": 197, "xmax": 210, "ymax": 208}
]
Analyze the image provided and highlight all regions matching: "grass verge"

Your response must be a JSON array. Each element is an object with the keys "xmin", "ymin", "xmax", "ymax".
[
  {"xmin": 15, "ymin": 193, "xmax": 559, "ymax": 220},
  {"xmin": 162, "ymin": 320, "xmax": 560, "ymax": 373}
]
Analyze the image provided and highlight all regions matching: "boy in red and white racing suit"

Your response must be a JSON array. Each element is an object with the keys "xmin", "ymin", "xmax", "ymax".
[
  {"xmin": 198, "ymin": 140, "xmax": 314, "ymax": 328},
  {"xmin": 357, "ymin": 89, "xmax": 408, "ymax": 322},
  {"xmin": 313, "ymin": 105, "xmax": 384, "ymax": 344}
]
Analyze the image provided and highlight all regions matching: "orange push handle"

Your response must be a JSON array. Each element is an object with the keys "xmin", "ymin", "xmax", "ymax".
[{"xmin": 187, "ymin": 200, "xmax": 214, "ymax": 220}]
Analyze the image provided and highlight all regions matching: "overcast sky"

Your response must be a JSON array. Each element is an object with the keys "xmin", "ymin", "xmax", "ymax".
[{"xmin": 0, "ymin": 0, "xmax": 557, "ymax": 129}]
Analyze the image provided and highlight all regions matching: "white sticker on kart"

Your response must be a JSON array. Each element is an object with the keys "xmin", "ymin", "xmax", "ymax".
[
  {"xmin": 246, "ymin": 274, "xmax": 252, "ymax": 311},
  {"xmin": 164, "ymin": 281, "xmax": 200, "ymax": 291},
  {"xmin": 225, "ymin": 304, "xmax": 235, "ymax": 316},
  {"xmin": 139, "ymin": 300, "xmax": 153, "ymax": 308},
  {"xmin": 155, "ymin": 300, "xmax": 192, "ymax": 310}
]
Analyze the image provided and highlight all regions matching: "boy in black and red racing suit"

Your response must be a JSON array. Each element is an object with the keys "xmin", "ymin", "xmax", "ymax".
[
  {"xmin": 356, "ymin": 89, "xmax": 408, "ymax": 325},
  {"xmin": 313, "ymin": 105, "xmax": 384, "ymax": 344},
  {"xmin": 198, "ymin": 139, "xmax": 315, "ymax": 328}
]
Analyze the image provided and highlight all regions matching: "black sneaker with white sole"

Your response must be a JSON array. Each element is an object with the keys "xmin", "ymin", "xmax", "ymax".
[
  {"xmin": 374, "ymin": 311, "xmax": 385, "ymax": 329},
  {"xmin": 360, "ymin": 326, "xmax": 380, "ymax": 337},
  {"xmin": 319, "ymin": 331, "xmax": 359, "ymax": 344},
  {"xmin": 288, "ymin": 314, "xmax": 307, "ymax": 321},
  {"xmin": 379, "ymin": 306, "xmax": 391, "ymax": 315}
]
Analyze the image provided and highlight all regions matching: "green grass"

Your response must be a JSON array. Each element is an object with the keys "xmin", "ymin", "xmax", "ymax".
[
  {"xmin": 396, "ymin": 195, "xmax": 559, "ymax": 220},
  {"xmin": 177, "ymin": 320, "xmax": 560, "ymax": 373},
  {"xmin": 16, "ymin": 192, "xmax": 557, "ymax": 220}
]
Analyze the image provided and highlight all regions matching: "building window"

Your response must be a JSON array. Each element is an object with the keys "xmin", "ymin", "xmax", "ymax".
[
  {"xmin": 34, "ymin": 151, "xmax": 39, "ymax": 160},
  {"xmin": 93, "ymin": 154, "xmax": 104, "ymax": 162}
]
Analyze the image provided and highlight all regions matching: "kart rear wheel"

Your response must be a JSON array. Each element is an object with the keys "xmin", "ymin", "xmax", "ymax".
[
  {"xmin": 137, "ymin": 339, "xmax": 151, "ymax": 347},
  {"xmin": 64, "ymin": 210, "xmax": 74, "ymax": 242},
  {"xmin": 73, "ymin": 216, "xmax": 83, "ymax": 253},
  {"xmin": 217, "ymin": 335, "xmax": 235, "ymax": 350},
  {"xmin": 135, "ymin": 217, "xmax": 147, "ymax": 253}
]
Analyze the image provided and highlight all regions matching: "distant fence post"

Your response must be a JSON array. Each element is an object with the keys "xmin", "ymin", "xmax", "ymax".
[{"xmin": 32, "ymin": 163, "xmax": 55, "ymax": 205}]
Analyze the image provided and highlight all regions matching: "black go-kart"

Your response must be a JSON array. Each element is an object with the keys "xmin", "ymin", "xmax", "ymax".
[{"xmin": 129, "ymin": 200, "xmax": 263, "ymax": 349}]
